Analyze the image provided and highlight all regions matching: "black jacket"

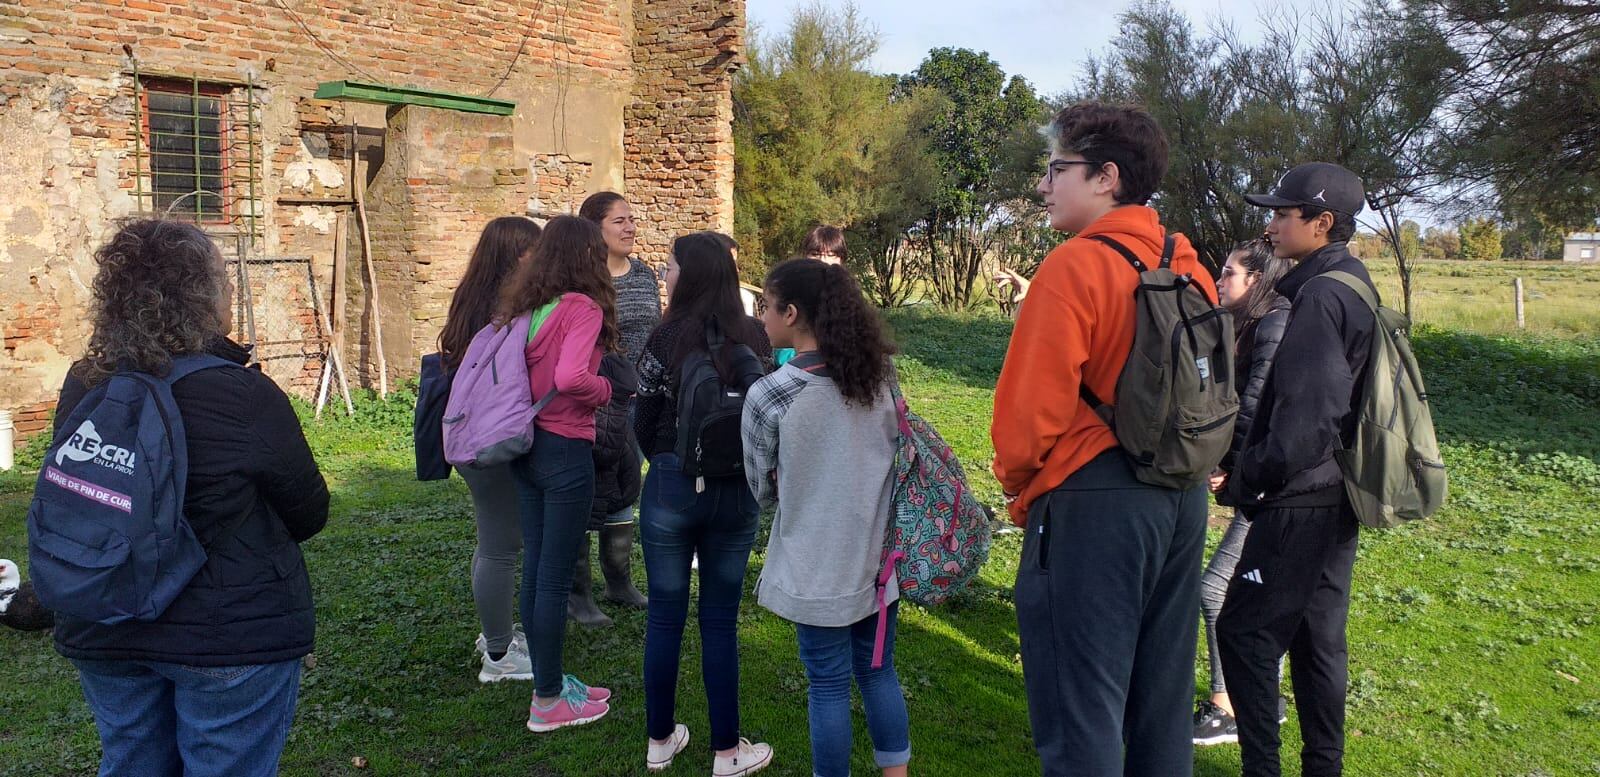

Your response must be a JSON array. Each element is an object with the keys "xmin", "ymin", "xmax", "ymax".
[
  {"xmin": 1228, "ymin": 242, "xmax": 1377, "ymax": 509},
  {"xmin": 51, "ymin": 338, "xmax": 330, "ymax": 666},
  {"xmin": 1219, "ymin": 297, "xmax": 1292, "ymax": 476},
  {"xmin": 591, "ymin": 354, "xmax": 642, "ymax": 528}
]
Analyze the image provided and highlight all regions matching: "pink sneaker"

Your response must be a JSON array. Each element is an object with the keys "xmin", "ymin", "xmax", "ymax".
[
  {"xmin": 527, "ymin": 683, "xmax": 609, "ymax": 732},
  {"xmin": 563, "ymin": 673, "xmax": 611, "ymax": 703}
]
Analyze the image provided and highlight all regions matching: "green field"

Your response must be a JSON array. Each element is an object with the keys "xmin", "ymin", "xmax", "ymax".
[
  {"xmin": 1365, "ymin": 259, "xmax": 1600, "ymax": 338},
  {"xmin": 2, "ymin": 300, "xmax": 1598, "ymax": 776}
]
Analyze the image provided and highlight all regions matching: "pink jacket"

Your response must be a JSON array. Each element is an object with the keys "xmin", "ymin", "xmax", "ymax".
[{"xmin": 525, "ymin": 292, "xmax": 613, "ymax": 442}]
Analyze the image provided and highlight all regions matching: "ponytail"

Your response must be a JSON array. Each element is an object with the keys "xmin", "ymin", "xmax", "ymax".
[{"xmin": 764, "ymin": 258, "xmax": 896, "ymax": 406}]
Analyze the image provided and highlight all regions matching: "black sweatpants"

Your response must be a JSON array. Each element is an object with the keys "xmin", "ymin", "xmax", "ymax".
[
  {"xmin": 1216, "ymin": 503, "xmax": 1360, "ymax": 777},
  {"xmin": 1014, "ymin": 451, "xmax": 1208, "ymax": 777}
]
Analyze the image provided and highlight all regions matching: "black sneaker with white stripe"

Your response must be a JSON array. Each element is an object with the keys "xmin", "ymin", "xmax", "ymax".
[{"xmin": 1193, "ymin": 700, "xmax": 1239, "ymax": 746}]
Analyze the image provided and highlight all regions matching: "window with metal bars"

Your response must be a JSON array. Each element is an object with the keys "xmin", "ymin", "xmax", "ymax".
[{"xmin": 140, "ymin": 77, "xmax": 231, "ymax": 221}]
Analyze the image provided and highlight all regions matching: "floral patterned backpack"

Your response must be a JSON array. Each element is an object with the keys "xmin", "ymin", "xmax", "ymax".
[{"xmin": 869, "ymin": 383, "xmax": 993, "ymax": 667}]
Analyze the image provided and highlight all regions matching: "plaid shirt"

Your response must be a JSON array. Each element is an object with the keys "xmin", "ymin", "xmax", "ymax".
[{"xmin": 740, "ymin": 365, "xmax": 810, "ymax": 509}]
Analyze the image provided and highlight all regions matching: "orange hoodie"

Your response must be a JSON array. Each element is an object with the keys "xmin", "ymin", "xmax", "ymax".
[{"xmin": 991, "ymin": 206, "xmax": 1218, "ymax": 525}]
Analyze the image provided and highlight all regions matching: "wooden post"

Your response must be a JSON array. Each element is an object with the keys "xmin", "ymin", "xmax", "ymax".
[
  {"xmin": 1514, "ymin": 277, "xmax": 1525, "ymax": 329},
  {"xmin": 352, "ymin": 155, "xmax": 388, "ymax": 397},
  {"xmin": 332, "ymin": 212, "xmax": 348, "ymax": 341}
]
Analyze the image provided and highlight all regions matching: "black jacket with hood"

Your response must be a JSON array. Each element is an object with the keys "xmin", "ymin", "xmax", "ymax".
[
  {"xmin": 1227, "ymin": 241, "xmax": 1377, "ymax": 510},
  {"xmin": 1219, "ymin": 296, "xmax": 1292, "ymax": 477},
  {"xmin": 590, "ymin": 353, "xmax": 642, "ymax": 529}
]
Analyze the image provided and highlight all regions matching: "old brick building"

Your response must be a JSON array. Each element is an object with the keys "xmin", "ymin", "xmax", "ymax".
[{"xmin": 0, "ymin": 0, "xmax": 742, "ymax": 439}]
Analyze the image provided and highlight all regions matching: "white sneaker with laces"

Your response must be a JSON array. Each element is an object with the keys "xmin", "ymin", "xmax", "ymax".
[
  {"xmin": 647, "ymin": 723, "xmax": 690, "ymax": 771},
  {"xmin": 475, "ymin": 629, "xmax": 532, "ymax": 683},
  {"xmin": 712, "ymin": 738, "xmax": 773, "ymax": 777}
]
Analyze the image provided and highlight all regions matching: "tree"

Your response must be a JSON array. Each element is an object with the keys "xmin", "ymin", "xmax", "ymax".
[
  {"xmin": 1291, "ymin": 5, "xmax": 1458, "ymax": 317},
  {"xmin": 1410, "ymin": 0, "xmax": 1600, "ymax": 225},
  {"xmin": 1458, "ymin": 217, "xmax": 1504, "ymax": 261},
  {"xmin": 1079, "ymin": 1, "xmax": 1296, "ymax": 272},
  {"xmin": 732, "ymin": 3, "xmax": 925, "ymax": 281},
  {"xmin": 1422, "ymin": 225, "xmax": 1461, "ymax": 260},
  {"xmin": 899, "ymin": 48, "xmax": 1046, "ymax": 309}
]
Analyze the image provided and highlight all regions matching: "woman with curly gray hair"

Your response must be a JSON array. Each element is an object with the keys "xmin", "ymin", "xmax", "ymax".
[{"xmin": 49, "ymin": 219, "xmax": 329, "ymax": 777}]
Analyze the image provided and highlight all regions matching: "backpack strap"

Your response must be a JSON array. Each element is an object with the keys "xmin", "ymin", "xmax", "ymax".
[
  {"xmin": 1088, "ymin": 235, "xmax": 1147, "ymax": 272},
  {"xmin": 1318, "ymin": 270, "xmax": 1380, "ymax": 313},
  {"xmin": 1080, "ymin": 235, "xmax": 1143, "ymax": 412},
  {"xmin": 161, "ymin": 353, "xmax": 236, "ymax": 385}
]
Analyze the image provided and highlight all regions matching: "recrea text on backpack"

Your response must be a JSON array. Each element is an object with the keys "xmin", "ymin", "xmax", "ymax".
[{"xmin": 27, "ymin": 355, "xmax": 236, "ymax": 625}]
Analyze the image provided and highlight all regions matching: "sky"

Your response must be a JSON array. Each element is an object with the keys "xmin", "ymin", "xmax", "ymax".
[{"xmin": 745, "ymin": 0, "xmax": 1358, "ymax": 97}]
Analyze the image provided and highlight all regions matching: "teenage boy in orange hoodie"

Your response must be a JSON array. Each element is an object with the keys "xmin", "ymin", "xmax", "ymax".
[{"xmin": 991, "ymin": 102, "xmax": 1217, "ymax": 777}]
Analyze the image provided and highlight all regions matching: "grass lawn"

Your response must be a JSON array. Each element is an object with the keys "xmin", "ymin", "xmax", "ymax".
[
  {"xmin": 2, "ymin": 306, "xmax": 1597, "ymax": 777},
  {"xmin": 1365, "ymin": 259, "xmax": 1600, "ymax": 338}
]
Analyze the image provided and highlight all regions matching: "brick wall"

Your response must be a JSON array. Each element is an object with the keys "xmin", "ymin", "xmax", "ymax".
[
  {"xmin": 626, "ymin": 0, "xmax": 744, "ymax": 268},
  {"xmin": 0, "ymin": 0, "xmax": 743, "ymax": 440},
  {"xmin": 366, "ymin": 105, "xmax": 529, "ymax": 385}
]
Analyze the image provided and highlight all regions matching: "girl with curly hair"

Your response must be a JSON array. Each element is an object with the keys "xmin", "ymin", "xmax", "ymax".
[
  {"xmin": 53, "ymin": 219, "xmax": 329, "ymax": 776},
  {"xmin": 741, "ymin": 258, "xmax": 909, "ymax": 777},
  {"xmin": 494, "ymin": 215, "xmax": 624, "ymax": 732}
]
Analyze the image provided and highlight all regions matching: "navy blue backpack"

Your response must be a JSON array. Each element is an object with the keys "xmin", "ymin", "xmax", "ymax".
[
  {"xmin": 413, "ymin": 352, "xmax": 453, "ymax": 481},
  {"xmin": 27, "ymin": 355, "xmax": 236, "ymax": 625}
]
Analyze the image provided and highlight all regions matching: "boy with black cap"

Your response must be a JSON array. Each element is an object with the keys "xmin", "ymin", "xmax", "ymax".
[{"xmin": 1216, "ymin": 162, "xmax": 1377, "ymax": 777}]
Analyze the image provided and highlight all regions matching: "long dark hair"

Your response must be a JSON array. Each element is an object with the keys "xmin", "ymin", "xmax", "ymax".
[
  {"xmin": 763, "ymin": 258, "xmax": 896, "ymax": 406},
  {"xmin": 578, "ymin": 191, "xmax": 626, "ymax": 224},
  {"xmin": 440, "ymin": 216, "xmax": 542, "ymax": 369},
  {"xmin": 496, "ymin": 216, "xmax": 619, "ymax": 352},
  {"xmin": 78, "ymin": 219, "xmax": 229, "ymax": 385},
  {"xmin": 1226, "ymin": 238, "xmax": 1293, "ymax": 325},
  {"xmin": 666, "ymin": 232, "xmax": 764, "ymax": 371}
]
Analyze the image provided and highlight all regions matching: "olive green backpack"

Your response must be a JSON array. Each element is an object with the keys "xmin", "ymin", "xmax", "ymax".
[
  {"xmin": 1083, "ymin": 235, "xmax": 1239, "ymax": 490},
  {"xmin": 1320, "ymin": 271, "xmax": 1448, "ymax": 527}
]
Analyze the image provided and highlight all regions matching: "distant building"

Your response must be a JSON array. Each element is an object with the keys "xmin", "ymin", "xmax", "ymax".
[{"xmin": 1565, "ymin": 232, "xmax": 1600, "ymax": 263}]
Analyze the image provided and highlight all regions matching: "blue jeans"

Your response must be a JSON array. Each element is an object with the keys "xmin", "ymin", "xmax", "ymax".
[
  {"xmin": 794, "ymin": 604, "xmax": 912, "ymax": 776},
  {"xmin": 511, "ymin": 431, "xmax": 596, "ymax": 698},
  {"xmin": 70, "ymin": 658, "xmax": 302, "ymax": 777},
  {"xmin": 641, "ymin": 454, "xmax": 759, "ymax": 751}
]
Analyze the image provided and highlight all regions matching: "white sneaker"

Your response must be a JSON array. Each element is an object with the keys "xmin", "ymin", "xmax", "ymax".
[
  {"xmin": 647, "ymin": 723, "xmax": 690, "ymax": 772},
  {"xmin": 712, "ymin": 738, "xmax": 772, "ymax": 777},
  {"xmin": 475, "ymin": 629, "xmax": 532, "ymax": 683}
]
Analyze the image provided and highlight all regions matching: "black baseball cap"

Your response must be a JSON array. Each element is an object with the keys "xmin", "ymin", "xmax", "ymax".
[{"xmin": 1245, "ymin": 162, "xmax": 1366, "ymax": 216}]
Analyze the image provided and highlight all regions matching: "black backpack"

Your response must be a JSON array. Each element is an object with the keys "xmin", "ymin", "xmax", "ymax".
[{"xmin": 672, "ymin": 317, "xmax": 766, "ymax": 487}]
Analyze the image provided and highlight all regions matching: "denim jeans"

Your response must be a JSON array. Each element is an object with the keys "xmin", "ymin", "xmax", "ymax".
[
  {"xmin": 794, "ymin": 603, "xmax": 911, "ymax": 776},
  {"xmin": 511, "ymin": 431, "xmax": 596, "ymax": 698},
  {"xmin": 640, "ymin": 453, "xmax": 759, "ymax": 751},
  {"xmin": 70, "ymin": 658, "xmax": 302, "ymax": 777}
]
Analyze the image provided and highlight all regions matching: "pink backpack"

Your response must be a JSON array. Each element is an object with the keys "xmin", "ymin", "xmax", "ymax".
[{"xmin": 442, "ymin": 311, "xmax": 558, "ymax": 468}]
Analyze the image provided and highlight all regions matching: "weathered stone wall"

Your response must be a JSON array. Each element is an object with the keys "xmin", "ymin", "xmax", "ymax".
[
  {"xmin": 366, "ymin": 106, "xmax": 529, "ymax": 384},
  {"xmin": 626, "ymin": 0, "xmax": 743, "ymax": 268},
  {"xmin": 0, "ymin": 0, "xmax": 745, "ymax": 441}
]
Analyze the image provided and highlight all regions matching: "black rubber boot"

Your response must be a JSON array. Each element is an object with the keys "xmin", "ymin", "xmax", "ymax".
[
  {"xmin": 600, "ymin": 523, "xmax": 648, "ymax": 609},
  {"xmin": 567, "ymin": 534, "xmax": 612, "ymax": 628}
]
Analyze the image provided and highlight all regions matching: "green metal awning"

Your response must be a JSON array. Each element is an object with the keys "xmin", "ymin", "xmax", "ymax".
[{"xmin": 313, "ymin": 81, "xmax": 515, "ymax": 116}]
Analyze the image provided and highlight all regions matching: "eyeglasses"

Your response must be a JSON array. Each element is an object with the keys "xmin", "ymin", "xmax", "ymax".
[
  {"xmin": 1218, "ymin": 268, "xmax": 1261, "ymax": 280},
  {"xmin": 656, "ymin": 265, "xmax": 670, "ymax": 282},
  {"xmin": 1045, "ymin": 159, "xmax": 1101, "ymax": 184}
]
